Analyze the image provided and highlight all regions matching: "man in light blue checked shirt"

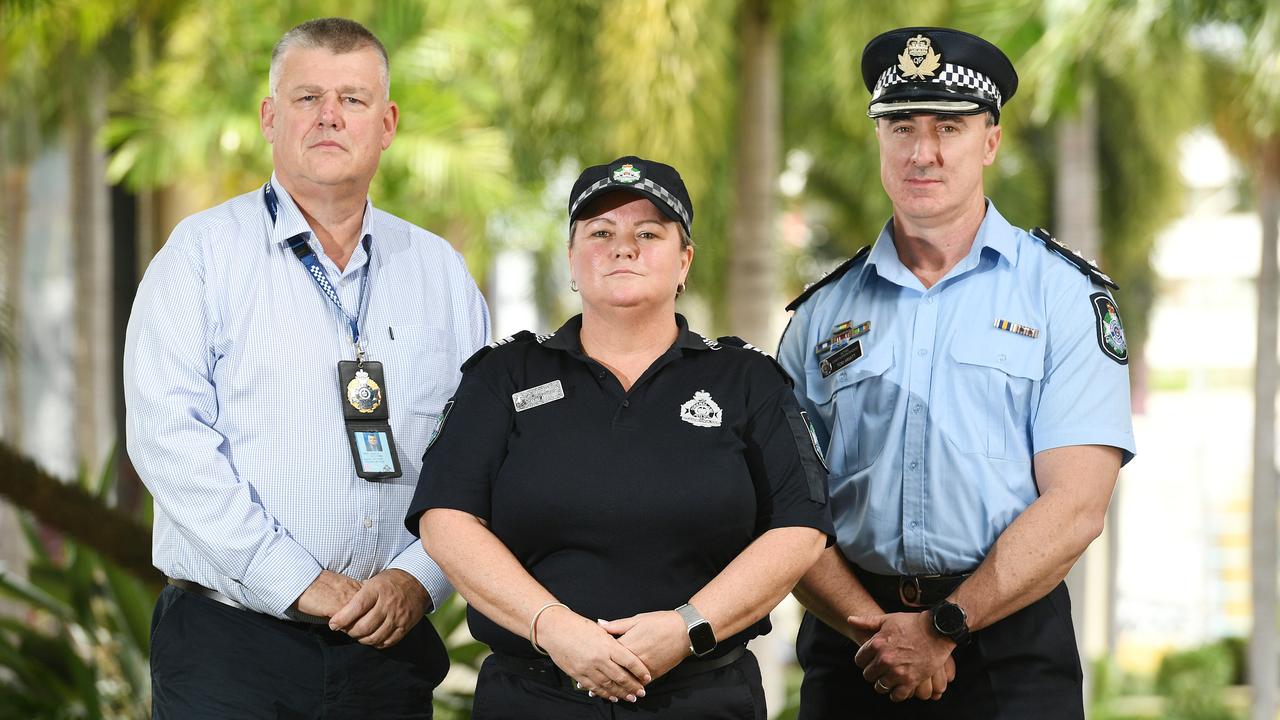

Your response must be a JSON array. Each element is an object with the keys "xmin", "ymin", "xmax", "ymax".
[{"xmin": 124, "ymin": 17, "xmax": 488, "ymax": 719}]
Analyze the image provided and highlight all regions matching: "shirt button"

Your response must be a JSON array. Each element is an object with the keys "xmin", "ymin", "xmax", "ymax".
[
  {"xmin": 913, "ymin": 403, "xmax": 922, "ymax": 414},
  {"xmin": 909, "ymin": 461, "xmax": 918, "ymax": 470},
  {"xmin": 622, "ymin": 400, "xmax": 630, "ymax": 408},
  {"xmin": 838, "ymin": 371, "xmax": 847, "ymax": 380},
  {"xmin": 362, "ymin": 517, "xmax": 373, "ymax": 529},
  {"xmin": 925, "ymin": 296, "xmax": 935, "ymax": 305},
  {"xmin": 910, "ymin": 521, "xmax": 919, "ymax": 529},
  {"xmin": 916, "ymin": 348, "xmax": 927, "ymax": 357},
  {"xmin": 998, "ymin": 353, "xmax": 1007, "ymax": 363}
]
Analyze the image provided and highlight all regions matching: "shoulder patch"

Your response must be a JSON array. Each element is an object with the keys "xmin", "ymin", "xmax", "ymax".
[
  {"xmin": 785, "ymin": 245, "xmax": 872, "ymax": 312},
  {"xmin": 461, "ymin": 330, "xmax": 536, "ymax": 372},
  {"xmin": 717, "ymin": 335, "xmax": 795, "ymax": 387},
  {"xmin": 1031, "ymin": 228, "xmax": 1118, "ymax": 290},
  {"xmin": 1090, "ymin": 292, "xmax": 1129, "ymax": 365}
]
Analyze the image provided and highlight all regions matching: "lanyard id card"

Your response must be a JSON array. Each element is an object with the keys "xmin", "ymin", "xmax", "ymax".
[{"xmin": 339, "ymin": 360, "xmax": 402, "ymax": 480}]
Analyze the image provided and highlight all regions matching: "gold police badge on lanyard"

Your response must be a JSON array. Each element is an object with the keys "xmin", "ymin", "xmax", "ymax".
[
  {"xmin": 898, "ymin": 34, "xmax": 942, "ymax": 79},
  {"xmin": 346, "ymin": 367, "xmax": 383, "ymax": 413}
]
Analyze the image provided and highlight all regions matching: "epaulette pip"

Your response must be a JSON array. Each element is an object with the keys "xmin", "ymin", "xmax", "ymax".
[
  {"xmin": 716, "ymin": 335, "xmax": 795, "ymax": 387},
  {"xmin": 1031, "ymin": 228, "xmax": 1118, "ymax": 290},
  {"xmin": 785, "ymin": 245, "xmax": 872, "ymax": 312},
  {"xmin": 461, "ymin": 330, "xmax": 536, "ymax": 372}
]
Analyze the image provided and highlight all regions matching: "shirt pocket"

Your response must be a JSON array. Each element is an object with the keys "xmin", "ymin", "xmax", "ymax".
[
  {"xmin": 946, "ymin": 333, "xmax": 1044, "ymax": 460},
  {"xmin": 806, "ymin": 343, "xmax": 897, "ymax": 475},
  {"xmin": 381, "ymin": 325, "xmax": 459, "ymax": 465}
]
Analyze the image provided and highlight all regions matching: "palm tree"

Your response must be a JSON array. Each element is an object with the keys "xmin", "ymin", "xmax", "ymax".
[{"xmin": 1196, "ymin": 8, "xmax": 1280, "ymax": 718}]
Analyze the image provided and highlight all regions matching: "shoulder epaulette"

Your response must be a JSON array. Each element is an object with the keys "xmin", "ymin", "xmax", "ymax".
[
  {"xmin": 785, "ymin": 245, "xmax": 872, "ymax": 312},
  {"xmin": 716, "ymin": 335, "xmax": 794, "ymax": 387},
  {"xmin": 1031, "ymin": 228, "xmax": 1118, "ymax": 290},
  {"xmin": 461, "ymin": 330, "xmax": 536, "ymax": 372}
]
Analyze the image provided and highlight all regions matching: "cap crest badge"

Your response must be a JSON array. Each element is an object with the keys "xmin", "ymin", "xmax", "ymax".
[
  {"xmin": 612, "ymin": 163, "xmax": 642, "ymax": 184},
  {"xmin": 898, "ymin": 34, "xmax": 941, "ymax": 79},
  {"xmin": 680, "ymin": 390, "xmax": 723, "ymax": 428}
]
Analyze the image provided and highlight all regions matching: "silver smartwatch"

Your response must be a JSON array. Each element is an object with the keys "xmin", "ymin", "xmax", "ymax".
[{"xmin": 675, "ymin": 603, "xmax": 717, "ymax": 657}]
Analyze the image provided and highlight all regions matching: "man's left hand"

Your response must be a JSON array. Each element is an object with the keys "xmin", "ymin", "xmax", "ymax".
[
  {"xmin": 848, "ymin": 611, "xmax": 955, "ymax": 702},
  {"xmin": 329, "ymin": 569, "xmax": 429, "ymax": 649}
]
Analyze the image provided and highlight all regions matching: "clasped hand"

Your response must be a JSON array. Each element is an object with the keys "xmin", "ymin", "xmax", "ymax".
[
  {"xmin": 294, "ymin": 569, "xmax": 429, "ymax": 649},
  {"xmin": 848, "ymin": 611, "xmax": 957, "ymax": 702},
  {"xmin": 537, "ymin": 606, "xmax": 654, "ymax": 703}
]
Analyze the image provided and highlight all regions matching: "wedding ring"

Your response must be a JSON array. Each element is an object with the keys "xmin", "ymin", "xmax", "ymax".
[{"xmin": 874, "ymin": 679, "xmax": 891, "ymax": 693}]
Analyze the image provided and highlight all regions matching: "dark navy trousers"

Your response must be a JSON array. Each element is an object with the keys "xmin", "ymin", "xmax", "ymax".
[
  {"xmin": 150, "ymin": 584, "xmax": 447, "ymax": 719},
  {"xmin": 797, "ymin": 582, "xmax": 1084, "ymax": 720}
]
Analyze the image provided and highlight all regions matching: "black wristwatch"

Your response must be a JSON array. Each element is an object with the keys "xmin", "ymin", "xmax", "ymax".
[
  {"xmin": 930, "ymin": 601, "xmax": 971, "ymax": 646},
  {"xmin": 675, "ymin": 603, "xmax": 717, "ymax": 657}
]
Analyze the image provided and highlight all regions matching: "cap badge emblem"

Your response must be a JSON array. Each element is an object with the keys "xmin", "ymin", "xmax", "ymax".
[
  {"xmin": 898, "ymin": 34, "xmax": 941, "ymax": 79},
  {"xmin": 680, "ymin": 390, "xmax": 722, "ymax": 428},
  {"xmin": 612, "ymin": 163, "xmax": 642, "ymax": 184}
]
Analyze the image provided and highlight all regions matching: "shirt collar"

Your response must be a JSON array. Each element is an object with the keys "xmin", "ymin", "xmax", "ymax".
[
  {"xmin": 539, "ymin": 313, "xmax": 716, "ymax": 355},
  {"xmin": 866, "ymin": 199, "xmax": 1019, "ymax": 289},
  {"xmin": 265, "ymin": 172, "xmax": 377, "ymax": 250}
]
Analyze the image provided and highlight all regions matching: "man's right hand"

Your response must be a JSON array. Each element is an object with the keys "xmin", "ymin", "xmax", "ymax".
[{"xmin": 293, "ymin": 570, "xmax": 362, "ymax": 618}]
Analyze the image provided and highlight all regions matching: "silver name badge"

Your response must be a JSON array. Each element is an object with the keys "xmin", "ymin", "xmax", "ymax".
[{"xmin": 512, "ymin": 380, "xmax": 565, "ymax": 412}]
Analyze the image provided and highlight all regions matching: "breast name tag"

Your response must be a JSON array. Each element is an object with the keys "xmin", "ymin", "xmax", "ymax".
[
  {"xmin": 512, "ymin": 380, "xmax": 564, "ymax": 412},
  {"xmin": 820, "ymin": 340, "xmax": 863, "ymax": 378}
]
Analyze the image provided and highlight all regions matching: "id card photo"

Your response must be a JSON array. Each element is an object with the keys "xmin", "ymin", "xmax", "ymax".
[{"xmin": 355, "ymin": 430, "xmax": 395, "ymax": 474}]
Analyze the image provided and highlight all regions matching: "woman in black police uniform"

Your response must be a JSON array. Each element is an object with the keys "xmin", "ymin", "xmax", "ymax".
[{"xmin": 406, "ymin": 156, "xmax": 832, "ymax": 719}]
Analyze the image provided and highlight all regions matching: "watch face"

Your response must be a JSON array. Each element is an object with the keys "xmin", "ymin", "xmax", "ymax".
[
  {"xmin": 933, "ymin": 603, "xmax": 967, "ymax": 635},
  {"xmin": 688, "ymin": 621, "xmax": 717, "ymax": 655}
]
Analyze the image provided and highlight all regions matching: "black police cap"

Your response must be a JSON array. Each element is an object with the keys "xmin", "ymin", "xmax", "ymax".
[
  {"xmin": 568, "ymin": 156, "xmax": 693, "ymax": 236},
  {"xmin": 861, "ymin": 27, "xmax": 1018, "ymax": 122}
]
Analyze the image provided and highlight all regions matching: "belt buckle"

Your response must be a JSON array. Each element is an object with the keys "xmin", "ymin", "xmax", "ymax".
[{"xmin": 898, "ymin": 576, "xmax": 924, "ymax": 607}]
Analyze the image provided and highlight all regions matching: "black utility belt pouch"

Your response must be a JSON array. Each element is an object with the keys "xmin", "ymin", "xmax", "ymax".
[{"xmin": 338, "ymin": 360, "xmax": 402, "ymax": 480}]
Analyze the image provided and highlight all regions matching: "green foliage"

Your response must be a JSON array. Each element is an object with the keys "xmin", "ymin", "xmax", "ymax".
[
  {"xmin": 1155, "ymin": 642, "xmax": 1240, "ymax": 720},
  {"xmin": 0, "ymin": 457, "xmax": 152, "ymax": 719}
]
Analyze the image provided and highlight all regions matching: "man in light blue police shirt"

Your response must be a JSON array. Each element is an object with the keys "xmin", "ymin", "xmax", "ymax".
[
  {"xmin": 780, "ymin": 27, "xmax": 1135, "ymax": 720},
  {"xmin": 124, "ymin": 18, "xmax": 488, "ymax": 719}
]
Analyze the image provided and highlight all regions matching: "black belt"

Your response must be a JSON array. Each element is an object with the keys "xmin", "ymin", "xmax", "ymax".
[
  {"xmin": 852, "ymin": 565, "xmax": 970, "ymax": 609},
  {"xmin": 490, "ymin": 644, "xmax": 746, "ymax": 694},
  {"xmin": 167, "ymin": 578, "xmax": 329, "ymax": 625}
]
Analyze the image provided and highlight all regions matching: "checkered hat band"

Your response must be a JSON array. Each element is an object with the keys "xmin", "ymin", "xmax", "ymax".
[
  {"xmin": 570, "ymin": 177, "xmax": 691, "ymax": 229},
  {"xmin": 873, "ymin": 63, "xmax": 1002, "ymax": 107}
]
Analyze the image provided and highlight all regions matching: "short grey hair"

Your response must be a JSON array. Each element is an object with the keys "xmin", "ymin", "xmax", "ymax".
[
  {"xmin": 568, "ymin": 220, "xmax": 693, "ymax": 250},
  {"xmin": 269, "ymin": 18, "xmax": 390, "ymax": 100}
]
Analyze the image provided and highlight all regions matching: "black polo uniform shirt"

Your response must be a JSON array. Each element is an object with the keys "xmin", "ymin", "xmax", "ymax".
[{"xmin": 406, "ymin": 314, "xmax": 833, "ymax": 659}]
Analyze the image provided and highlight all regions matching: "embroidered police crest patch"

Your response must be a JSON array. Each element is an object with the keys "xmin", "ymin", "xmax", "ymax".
[
  {"xmin": 680, "ymin": 390, "xmax": 723, "ymax": 428},
  {"xmin": 1091, "ymin": 292, "xmax": 1128, "ymax": 365}
]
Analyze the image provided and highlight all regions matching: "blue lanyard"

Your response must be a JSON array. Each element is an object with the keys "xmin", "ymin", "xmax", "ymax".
[{"xmin": 264, "ymin": 182, "xmax": 372, "ymax": 357}]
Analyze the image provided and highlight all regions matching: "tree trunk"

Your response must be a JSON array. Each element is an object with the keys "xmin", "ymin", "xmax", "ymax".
[
  {"xmin": 2, "ymin": 159, "xmax": 29, "ymax": 446},
  {"xmin": 727, "ymin": 0, "xmax": 780, "ymax": 346},
  {"xmin": 1056, "ymin": 96, "xmax": 1101, "ymax": 702},
  {"xmin": 68, "ymin": 62, "xmax": 114, "ymax": 471},
  {"xmin": 1054, "ymin": 97, "xmax": 1101, "ymax": 259},
  {"xmin": 0, "ymin": 442, "xmax": 159, "ymax": 585},
  {"xmin": 1250, "ymin": 142, "xmax": 1280, "ymax": 720}
]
